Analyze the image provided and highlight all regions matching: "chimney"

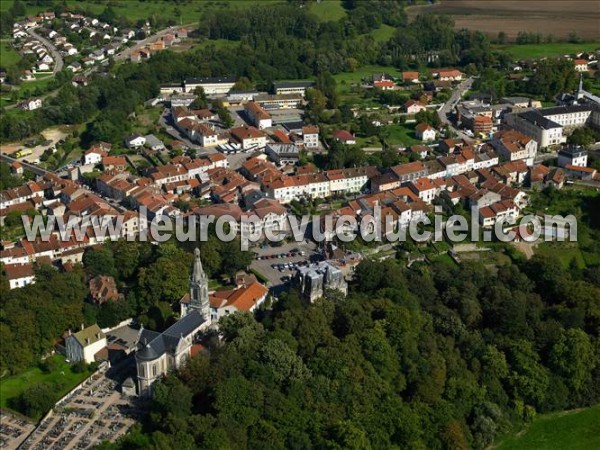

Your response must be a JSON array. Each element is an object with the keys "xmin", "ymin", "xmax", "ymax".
[{"xmin": 81, "ymin": 323, "xmax": 84, "ymax": 331}]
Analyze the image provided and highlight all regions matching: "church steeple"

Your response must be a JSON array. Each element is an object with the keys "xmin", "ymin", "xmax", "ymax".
[
  {"xmin": 188, "ymin": 248, "xmax": 210, "ymax": 322},
  {"xmin": 577, "ymin": 73, "xmax": 584, "ymax": 100}
]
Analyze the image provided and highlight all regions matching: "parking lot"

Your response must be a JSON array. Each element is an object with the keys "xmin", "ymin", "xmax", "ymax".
[
  {"xmin": 0, "ymin": 412, "xmax": 35, "ymax": 450},
  {"xmin": 19, "ymin": 371, "xmax": 142, "ymax": 450},
  {"xmin": 250, "ymin": 241, "xmax": 321, "ymax": 292}
]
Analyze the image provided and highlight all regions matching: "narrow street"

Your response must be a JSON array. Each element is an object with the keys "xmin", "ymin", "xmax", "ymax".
[
  {"xmin": 437, "ymin": 76, "xmax": 476, "ymax": 142},
  {"xmin": 26, "ymin": 27, "xmax": 64, "ymax": 74}
]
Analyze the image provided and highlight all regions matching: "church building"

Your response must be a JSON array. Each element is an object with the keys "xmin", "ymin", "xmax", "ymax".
[{"xmin": 135, "ymin": 248, "xmax": 210, "ymax": 396}]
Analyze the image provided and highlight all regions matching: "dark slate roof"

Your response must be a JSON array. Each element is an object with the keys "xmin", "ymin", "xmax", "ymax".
[
  {"xmin": 517, "ymin": 111, "xmax": 562, "ymax": 129},
  {"xmin": 558, "ymin": 145, "xmax": 587, "ymax": 157},
  {"xmin": 135, "ymin": 310, "xmax": 205, "ymax": 362},
  {"xmin": 185, "ymin": 76, "xmax": 236, "ymax": 84},
  {"xmin": 273, "ymin": 81, "xmax": 314, "ymax": 89},
  {"xmin": 541, "ymin": 104, "xmax": 592, "ymax": 116}
]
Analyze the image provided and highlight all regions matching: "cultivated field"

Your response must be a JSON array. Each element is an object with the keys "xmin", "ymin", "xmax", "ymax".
[{"xmin": 407, "ymin": 1, "xmax": 600, "ymax": 41}]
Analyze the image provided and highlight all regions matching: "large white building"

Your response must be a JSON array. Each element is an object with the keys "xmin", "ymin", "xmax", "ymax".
[
  {"xmin": 244, "ymin": 102, "xmax": 272, "ymax": 129},
  {"xmin": 505, "ymin": 111, "xmax": 565, "ymax": 148},
  {"xmin": 183, "ymin": 77, "xmax": 236, "ymax": 95},
  {"xmin": 273, "ymin": 81, "xmax": 314, "ymax": 96}
]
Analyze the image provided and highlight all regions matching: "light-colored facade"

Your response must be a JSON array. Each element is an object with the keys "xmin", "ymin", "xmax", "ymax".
[
  {"xmin": 505, "ymin": 111, "xmax": 565, "ymax": 148},
  {"xmin": 65, "ymin": 324, "xmax": 107, "ymax": 364}
]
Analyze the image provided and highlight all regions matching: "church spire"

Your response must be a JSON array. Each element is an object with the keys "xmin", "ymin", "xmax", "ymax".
[
  {"xmin": 577, "ymin": 73, "xmax": 584, "ymax": 100},
  {"xmin": 192, "ymin": 247, "xmax": 204, "ymax": 283},
  {"xmin": 187, "ymin": 248, "xmax": 210, "ymax": 323}
]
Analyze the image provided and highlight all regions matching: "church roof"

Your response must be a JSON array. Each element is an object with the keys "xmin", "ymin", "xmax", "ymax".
[{"xmin": 136, "ymin": 310, "xmax": 205, "ymax": 361}]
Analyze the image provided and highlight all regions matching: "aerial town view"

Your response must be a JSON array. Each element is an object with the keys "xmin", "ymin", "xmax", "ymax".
[{"xmin": 0, "ymin": 0, "xmax": 599, "ymax": 449}]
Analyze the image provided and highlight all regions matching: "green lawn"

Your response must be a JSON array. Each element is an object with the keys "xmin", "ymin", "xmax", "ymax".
[
  {"xmin": 369, "ymin": 24, "xmax": 396, "ymax": 43},
  {"xmin": 495, "ymin": 42, "xmax": 600, "ymax": 60},
  {"xmin": 309, "ymin": 0, "xmax": 347, "ymax": 22},
  {"xmin": 384, "ymin": 122, "xmax": 420, "ymax": 147},
  {"xmin": 0, "ymin": 40, "xmax": 21, "ymax": 69},
  {"xmin": 497, "ymin": 405, "xmax": 600, "ymax": 450},
  {"xmin": 334, "ymin": 65, "xmax": 402, "ymax": 106},
  {"xmin": 0, "ymin": 355, "xmax": 92, "ymax": 413}
]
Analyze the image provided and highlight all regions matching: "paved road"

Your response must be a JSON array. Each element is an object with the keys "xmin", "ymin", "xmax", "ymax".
[
  {"xmin": 114, "ymin": 24, "xmax": 194, "ymax": 62},
  {"xmin": 437, "ymin": 76, "xmax": 476, "ymax": 143},
  {"xmin": 0, "ymin": 152, "xmax": 51, "ymax": 176},
  {"xmin": 26, "ymin": 26, "xmax": 64, "ymax": 74}
]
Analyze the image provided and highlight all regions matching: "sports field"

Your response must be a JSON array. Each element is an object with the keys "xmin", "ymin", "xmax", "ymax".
[{"xmin": 407, "ymin": 1, "xmax": 600, "ymax": 41}]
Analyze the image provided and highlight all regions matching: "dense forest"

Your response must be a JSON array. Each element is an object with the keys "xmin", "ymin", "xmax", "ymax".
[{"xmin": 93, "ymin": 250, "xmax": 600, "ymax": 450}]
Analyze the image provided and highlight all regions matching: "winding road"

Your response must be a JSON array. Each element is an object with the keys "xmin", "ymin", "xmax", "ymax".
[{"xmin": 26, "ymin": 26, "xmax": 64, "ymax": 74}]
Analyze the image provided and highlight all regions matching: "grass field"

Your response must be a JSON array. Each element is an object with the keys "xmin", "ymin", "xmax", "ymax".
[
  {"xmin": 497, "ymin": 405, "xmax": 600, "ymax": 450},
  {"xmin": 406, "ymin": 0, "xmax": 600, "ymax": 41},
  {"xmin": 384, "ymin": 122, "xmax": 420, "ymax": 147},
  {"xmin": 0, "ymin": 355, "xmax": 92, "ymax": 413},
  {"xmin": 495, "ymin": 42, "xmax": 600, "ymax": 60},
  {"xmin": 0, "ymin": 40, "xmax": 21, "ymax": 69},
  {"xmin": 309, "ymin": 0, "xmax": 347, "ymax": 22},
  {"xmin": 369, "ymin": 24, "xmax": 396, "ymax": 43}
]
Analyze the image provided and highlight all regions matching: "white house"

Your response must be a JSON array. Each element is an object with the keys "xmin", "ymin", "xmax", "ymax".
[
  {"xmin": 83, "ymin": 148, "xmax": 107, "ymax": 165},
  {"xmin": 125, "ymin": 133, "xmax": 146, "ymax": 149},
  {"xmin": 415, "ymin": 123, "xmax": 436, "ymax": 141},
  {"xmin": 558, "ymin": 145, "xmax": 588, "ymax": 168},
  {"xmin": 65, "ymin": 324, "xmax": 107, "ymax": 364},
  {"xmin": 209, "ymin": 282, "xmax": 269, "ymax": 322},
  {"xmin": 19, "ymin": 98, "xmax": 42, "ymax": 110},
  {"xmin": 302, "ymin": 125, "xmax": 319, "ymax": 148},
  {"xmin": 4, "ymin": 263, "xmax": 35, "ymax": 289}
]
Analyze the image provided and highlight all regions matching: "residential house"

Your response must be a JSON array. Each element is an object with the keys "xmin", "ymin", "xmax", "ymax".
[
  {"xmin": 230, "ymin": 126, "xmax": 267, "ymax": 150},
  {"xmin": 125, "ymin": 133, "xmax": 146, "ymax": 149},
  {"xmin": 208, "ymin": 282, "xmax": 269, "ymax": 321},
  {"xmin": 18, "ymin": 98, "xmax": 42, "ymax": 111},
  {"xmin": 491, "ymin": 129, "xmax": 538, "ymax": 166},
  {"xmin": 89, "ymin": 275, "xmax": 120, "ymax": 304},
  {"xmin": 557, "ymin": 145, "xmax": 588, "ymax": 168},
  {"xmin": 65, "ymin": 324, "xmax": 107, "ymax": 364},
  {"xmin": 415, "ymin": 123, "xmax": 436, "ymax": 141},
  {"xmin": 3, "ymin": 263, "xmax": 35, "ymax": 289},
  {"xmin": 404, "ymin": 99, "xmax": 426, "ymax": 114},
  {"xmin": 401, "ymin": 71, "xmax": 420, "ymax": 83},
  {"xmin": 144, "ymin": 134, "xmax": 166, "ymax": 151},
  {"xmin": 83, "ymin": 148, "xmax": 107, "ymax": 165},
  {"xmin": 332, "ymin": 130, "xmax": 356, "ymax": 145},
  {"xmin": 302, "ymin": 125, "xmax": 319, "ymax": 148}
]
